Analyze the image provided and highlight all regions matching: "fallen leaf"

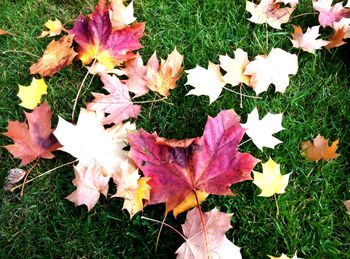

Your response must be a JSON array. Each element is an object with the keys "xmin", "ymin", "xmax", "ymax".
[
  {"xmin": 66, "ymin": 161, "xmax": 109, "ymax": 211},
  {"xmin": 146, "ymin": 48, "xmax": 184, "ymax": 96},
  {"xmin": 275, "ymin": 0, "xmax": 299, "ymax": 7},
  {"xmin": 175, "ymin": 207, "xmax": 242, "ymax": 259},
  {"xmin": 112, "ymin": 159, "xmax": 150, "ymax": 218},
  {"xmin": 70, "ymin": 0, "xmax": 144, "ymax": 69},
  {"xmin": 244, "ymin": 48, "xmax": 298, "ymax": 95},
  {"xmin": 333, "ymin": 17, "xmax": 350, "ymax": 38},
  {"xmin": 4, "ymin": 168, "xmax": 27, "ymax": 191},
  {"xmin": 173, "ymin": 190, "xmax": 209, "ymax": 218},
  {"xmin": 344, "ymin": 199, "xmax": 350, "ymax": 214},
  {"xmin": 86, "ymin": 73, "xmax": 141, "ymax": 125},
  {"xmin": 122, "ymin": 56, "xmax": 149, "ymax": 97},
  {"xmin": 241, "ymin": 107, "xmax": 284, "ymax": 150},
  {"xmin": 268, "ymin": 252, "xmax": 299, "ymax": 259},
  {"xmin": 86, "ymin": 61, "xmax": 125, "ymax": 75},
  {"xmin": 17, "ymin": 78, "xmax": 48, "ymax": 110},
  {"xmin": 291, "ymin": 25, "xmax": 329, "ymax": 53},
  {"xmin": 301, "ymin": 134, "xmax": 339, "ymax": 161},
  {"xmin": 30, "ymin": 35, "xmax": 77, "ymax": 77},
  {"xmin": 3, "ymin": 103, "xmax": 61, "ymax": 166},
  {"xmin": 219, "ymin": 48, "xmax": 251, "ymax": 86},
  {"xmin": 326, "ymin": 27, "xmax": 346, "ymax": 49},
  {"xmin": 186, "ymin": 62, "xmax": 225, "ymax": 104},
  {"xmin": 110, "ymin": 0, "xmax": 136, "ymax": 30},
  {"xmin": 38, "ymin": 19, "xmax": 65, "ymax": 38},
  {"xmin": 313, "ymin": 0, "xmax": 350, "ymax": 27},
  {"xmin": 246, "ymin": 0, "xmax": 295, "ymax": 29},
  {"xmin": 129, "ymin": 110, "xmax": 258, "ymax": 213},
  {"xmin": 253, "ymin": 158, "xmax": 290, "ymax": 197},
  {"xmin": 53, "ymin": 108, "xmax": 135, "ymax": 175}
]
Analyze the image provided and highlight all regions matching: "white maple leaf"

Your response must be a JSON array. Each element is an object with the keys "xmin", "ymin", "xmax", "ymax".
[
  {"xmin": 241, "ymin": 108, "xmax": 284, "ymax": 150},
  {"xmin": 290, "ymin": 25, "xmax": 329, "ymax": 53},
  {"xmin": 53, "ymin": 109, "xmax": 135, "ymax": 176},
  {"xmin": 185, "ymin": 62, "xmax": 225, "ymax": 104}
]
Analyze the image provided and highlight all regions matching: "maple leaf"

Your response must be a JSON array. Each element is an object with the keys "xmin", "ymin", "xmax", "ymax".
[
  {"xmin": 344, "ymin": 199, "xmax": 350, "ymax": 214},
  {"xmin": 244, "ymin": 48, "xmax": 298, "ymax": 95},
  {"xmin": 3, "ymin": 103, "xmax": 61, "ymax": 166},
  {"xmin": 122, "ymin": 56, "xmax": 149, "ymax": 97},
  {"xmin": 326, "ymin": 28, "xmax": 346, "ymax": 49},
  {"xmin": 4, "ymin": 168, "xmax": 27, "ymax": 191},
  {"xmin": 173, "ymin": 190, "xmax": 209, "ymax": 218},
  {"xmin": 333, "ymin": 17, "xmax": 350, "ymax": 38},
  {"xmin": 38, "ymin": 19, "xmax": 65, "ymax": 38},
  {"xmin": 253, "ymin": 158, "xmax": 290, "ymax": 197},
  {"xmin": 268, "ymin": 252, "xmax": 299, "ymax": 259},
  {"xmin": 66, "ymin": 161, "xmax": 110, "ymax": 211},
  {"xmin": 219, "ymin": 48, "xmax": 251, "ymax": 86},
  {"xmin": 110, "ymin": 0, "xmax": 136, "ymax": 30},
  {"xmin": 86, "ymin": 61, "xmax": 125, "ymax": 75},
  {"xmin": 86, "ymin": 73, "xmax": 141, "ymax": 125},
  {"xmin": 129, "ymin": 110, "xmax": 258, "ymax": 213},
  {"xmin": 241, "ymin": 108, "xmax": 284, "ymax": 150},
  {"xmin": 70, "ymin": 0, "xmax": 144, "ymax": 69},
  {"xmin": 53, "ymin": 108, "xmax": 135, "ymax": 176},
  {"xmin": 17, "ymin": 78, "xmax": 48, "ymax": 110},
  {"xmin": 313, "ymin": 0, "xmax": 350, "ymax": 27},
  {"xmin": 300, "ymin": 134, "xmax": 339, "ymax": 161},
  {"xmin": 246, "ymin": 0, "xmax": 295, "ymax": 29},
  {"xmin": 290, "ymin": 25, "xmax": 329, "ymax": 53},
  {"xmin": 186, "ymin": 62, "xmax": 225, "ymax": 104},
  {"xmin": 112, "ymin": 159, "xmax": 151, "ymax": 218},
  {"xmin": 30, "ymin": 35, "xmax": 77, "ymax": 77},
  {"xmin": 146, "ymin": 48, "xmax": 184, "ymax": 96},
  {"xmin": 175, "ymin": 207, "xmax": 242, "ymax": 259}
]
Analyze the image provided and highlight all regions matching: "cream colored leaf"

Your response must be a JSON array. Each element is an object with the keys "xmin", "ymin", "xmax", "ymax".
[
  {"xmin": 110, "ymin": 0, "xmax": 137, "ymax": 30},
  {"xmin": 186, "ymin": 62, "xmax": 225, "ymax": 104},
  {"xmin": 291, "ymin": 25, "xmax": 329, "ymax": 53},
  {"xmin": 244, "ymin": 48, "xmax": 298, "ymax": 95},
  {"xmin": 241, "ymin": 108, "xmax": 284, "ymax": 150},
  {"xmin": 253, "ymin": 158, "xmax": 291, "ymax": 197}
]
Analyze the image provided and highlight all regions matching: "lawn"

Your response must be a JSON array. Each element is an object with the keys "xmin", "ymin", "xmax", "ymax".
[{"xmin": 1, "ymin": 0, "xmax": 350, "ymax": 258}]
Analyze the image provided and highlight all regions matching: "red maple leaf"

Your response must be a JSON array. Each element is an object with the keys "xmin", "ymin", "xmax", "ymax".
[
  {"xmin": 128, "ymin": 110, "xmax": 258, "ymax": 213},
  {"xmin": 2, "ymin": 103, "xmax": 61, "ymax": 166},
  {"xmin": 70, "ymin": 0, "xmax": 145, "ymax": 69}
]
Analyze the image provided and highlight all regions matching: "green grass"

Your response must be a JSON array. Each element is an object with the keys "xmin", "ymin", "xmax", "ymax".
[{"xmin": 1, "ymin": 0, "xmax": 350, "ymax": 258}]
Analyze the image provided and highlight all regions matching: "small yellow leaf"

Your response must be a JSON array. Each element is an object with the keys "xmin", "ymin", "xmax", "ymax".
[
  {"xmin": 38, "ymin": 19, "xmax": 64, "ymax": 38},
  {"xmin": 253, "ymin": 158, "xmax": 290, "ymax": 197},
  {"xmin": 173, "ymin": 190, "xmax": 209, "ymax": 218},
  {"xmin": 17, "ymin": 78, "xmax": 48, "ymax": 109}
]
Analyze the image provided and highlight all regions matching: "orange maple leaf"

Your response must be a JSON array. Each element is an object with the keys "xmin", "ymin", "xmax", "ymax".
[{"xmin": 301, "ymin": 134, "xmax": 340, "ymax": 161}]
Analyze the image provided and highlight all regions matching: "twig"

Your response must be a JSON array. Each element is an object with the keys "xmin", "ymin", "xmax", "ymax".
[
  {"xmin": 2, "ymin": 50, "xmax": 39, "ymax": 58},
  {"xmin": 291, "ymin": 12, "xmax": 313, "ymax": 19},
  {"xmin": 222, "ymin": 86, "xmax": 261, "ymax": 99},
  {"xmin": 21, "ymin": 159, "xmax": 40, "ymax": 196},
  {"xmin": 155, "ymin": 215, "xmax": 167, "ymax": 252},
  {"xmin": 239, "ymin": 83, "xmax": 243, "ymax": 108},
  {"xmin": 11, "ymin": 159, "xmax": 78, "ymax": 192},
  {"xmin": 141, "ymin": 216, "xmax": 187, "ymax": 241},
  {"xmin": 238, "ymin": 138, "xmax": 252, "ymax": 147}
]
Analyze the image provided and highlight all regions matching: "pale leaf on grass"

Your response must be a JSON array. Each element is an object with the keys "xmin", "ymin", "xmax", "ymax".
[
  {"xmin": 291, "ymin": 25, "xmax": 329, "ymax": 54},
  {"xmin": 4, "ymin": 168, "xmax": 27, "ymax": 191},
  {"xmin": 313, "ymin": 0, "xmax": 350, "ymax": 28}
]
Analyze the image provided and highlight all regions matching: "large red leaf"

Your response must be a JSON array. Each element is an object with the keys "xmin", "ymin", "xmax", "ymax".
[
  {"xmin": 3, "ymin": 103, "xmax": 61, "ymax": 166},
  {"xmin": 128, "ymin": 110, "xmax": 258, "ymax": 213},
  {"xmin": 70, "ymin": 0, "xmax": 144, "ymax": 69}
]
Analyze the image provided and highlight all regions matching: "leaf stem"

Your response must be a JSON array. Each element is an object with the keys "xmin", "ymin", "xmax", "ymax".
[
  {"xmin": 274, "ymin": 194, "xmax": 280, "ymax": 218},
  {"xmin": 155, "ymin": 215, "xmax": 167, "ymax": 252},
  {"xmin": 11, "ymin": 159, "xmax": 78, "ymax": 192},
  {"xmin": 2, "ymin": 50, "xmax": 39, "ymax": 58},
  {"xmin": 222, "ymin": 86, "xmax": 261, "ymax": 99},
  {"xmin": 20, "ymin": 159, "xmax": 40, "ymax": 196},
  {"xmin": 291, "ymin": 12, "xmax": 313, "ymax": 19},
  {"xmin": 141, "ymin": 216, "xmax": 187, "ymax": 241}
]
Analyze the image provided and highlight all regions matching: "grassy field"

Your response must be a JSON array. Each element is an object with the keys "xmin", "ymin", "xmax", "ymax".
[{"xmin": 1, "ymin": 0, "xmax": 350, "ymax": 258}]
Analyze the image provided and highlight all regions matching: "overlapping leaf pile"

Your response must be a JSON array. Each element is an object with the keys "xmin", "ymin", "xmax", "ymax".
[{"xmin": 1, "ymin": 0, "xmax": 348, "ymax": 258}]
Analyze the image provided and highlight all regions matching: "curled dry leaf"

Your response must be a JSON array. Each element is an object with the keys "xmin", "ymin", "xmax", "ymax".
[
  {"xmin": 175, "ymin": 208, "xmax": 242, "ymax": 259},
  {"xmin": 53, "ymin": 108, "xmax": 135, "ymax": 176},
  {"xmin": 241, "ymin": 107, "xmax": 284, "ymax": 150},
  {"xmin": 244, "ymin": 48, "xmax": 298, "ymax": 95},
  {"xmin": 30, "ymin": 35, "xmax": 77, "ymax": 77},
  {"xmin": 70, "ymin": 0, "xmax": 144, "ymax": 69},
  {"xmin": 86, "ymin": 73, "xmax": 141, "ymax": 125},
  {"xmin": 110, "ymin": 0, "xmax": 136, "ymax": 30},
  {"xmin": 129, "ymin": 110, "xmax": 257, "ymax": 214},
  {"xmin": 291, "ymin": 25, "xmax": 329, "ymax": 54},
  {"xmin": 3, "ymin": 103, "xmax": 61, "ymax": 166},
  {"xmin": 38, "ymin": 19, "xmax": 65, "ymax": 38},
  {"xmin": 313, "ymin": 0, "xmax": 350, "ymax": 28},
  {"xmin": 246, "ymin": 0, "xmax": 296, "ymax": 29},
  {"xmin": 301, "ymin": 134, "xmax": 339, "ymax": 161},
  {"xmin": 186, "ymin": 62, "xmax": 225, "ymax": 104},
  {"xmin": 4, "ymin": 168, "xmax": 27, "ymax": 191},
  {"xmin": 253, "ymin": 158, "xmax": 290, "ymax": 197},
  {"xmin": 17, "ymin": 78, "xmax": 48, "ymax": 110}
]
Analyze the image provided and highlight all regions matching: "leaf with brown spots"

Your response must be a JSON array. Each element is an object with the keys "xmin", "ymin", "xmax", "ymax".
[
  {"xmin": 2, "ymin": 103, "xmax": 61, "ymax": 166},
  {"xmin": 30, "ymin": 35, "xmax": 77, "ymax": 77},
  {"xmin": 301, "ymin": 134, "xmax": 339, "ymax": 162}
]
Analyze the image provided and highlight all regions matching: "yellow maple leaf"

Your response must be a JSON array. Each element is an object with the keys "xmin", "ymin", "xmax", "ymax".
[
  {"xmin": 173, "ymin": 190, "xmax": 209, "ymax": 218},
  {"xmin": 17, "ymin": 78, "xmax": 48, "ymax": 109},
  {"xmin": 253, "ymin": 158, "xmax": 290, "ymax": 197},
  {"xmin": 38, "ymin": 19, "xmax": 65, "ymax": 38}
]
